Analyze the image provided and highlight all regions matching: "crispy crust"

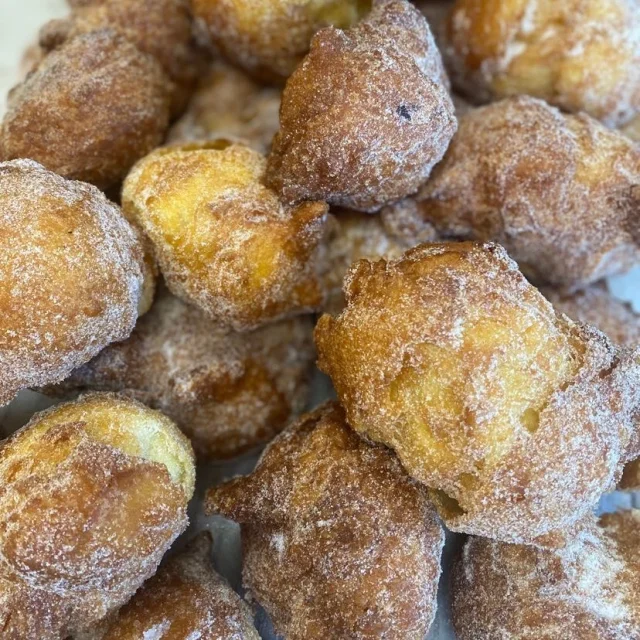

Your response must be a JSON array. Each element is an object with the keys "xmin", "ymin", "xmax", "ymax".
[
  {"xmin": 192, "ymin": 0, "xmax": 371, "ymax": 83},
  {"xmin": 40, "ymin": 0, "xmax": 206, "ymax": 116},
  {"xmin": 44, "ymin": 291, "xmax": 315, "ymax": 460},
  {"xmin": 452, "ymin": 511, "xmax": 640, "ymax": 639},
  {"xmin": 168, "ymin": 60, "xmax": 281, "ymax": 154},
  {"xmin": 266, "ymin": 0, "xmax": 456, "ymax": 212},
  {"xmin": 382, "ymin": 97, "xmax": 640, "ymax": 289},
  {"xmin": 442, "ymin": 0, "xmax": 640, "ymax": 128},
  {"xmin": 206, "ymin": 402, "xmax": 445, "ymax": 640},
  {"xmin": 0, "ymin": 393, "xmax": 195, "ymax": 639},
  {"xmin": 123, "ymin": 141, "xmax": 330, "ymax": 331},
  {"xmin": 102, "ymin": 533, "xmax": 259, "ymax": 639},
  {"xmin": 0, "ymin": 160, "xmax": 151, "ymax": 407},
  {"xmin": 315, "ymin": 242, "xmax": 640, "ymax": 544},
  {"xmin": 1, "ymin": 29, "xmax": 171, "ymax": 190}
]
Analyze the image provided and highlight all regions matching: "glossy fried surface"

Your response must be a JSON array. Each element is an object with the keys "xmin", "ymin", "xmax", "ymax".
[
  {"xmin": 266, "ymin": 0, "xmax": 456, "ymax": 212},
  {"xmin": 207, "ymin": 402, "xmax": 445, "ymax": 640},
  {"xmin": 192, "ymin": 0, "xmax": 371, "ymax": 82},
  {"xmin": 168, "ymin": 60, "xmax": 281, "ymax": 153},
  {"xmin": 0, "ymin": 393, "xmax": 195, "ymax": 639},
  {"xmin": 123, "ymin": 141, "xmax": 329, "ymax": 331},
  {"xmin": 383, "ymin": 97, "xmax": 640, "ymax": 289},
  {"xmin": 40, "ymin": 0, "xmax": 205, "ymax": 116},
  {"xmin": 452, "ymin": 511, "xmax": 640, "ymax": 639},
  {"xmin": 102, "ymin": 533, "xmax": 259, "ymax": 640},
  {"xmin": 0, "ymin": 160, "xmax": 151, "ymax": 407},
  {"xmin": 443, "ymin": 0, "xmax": 640, "ymax": 129},
  {"xmin": 315, "ymin": 242, "xmax": 640, "ymax": 544},
  {"xmin": 45, "ymin": 291, "xmax": 315, "ymax": 460},
  {"xmin": 0, "ymin": 29, "xmax": 171, "ymax": 190}
]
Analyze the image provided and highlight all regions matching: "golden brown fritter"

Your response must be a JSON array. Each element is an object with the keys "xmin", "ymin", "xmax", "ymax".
[
  {"xmin": 168, "ymin": 60, "xmax": 281, "ymax": 153},
  {"xmin": 102, "ymin": 533, "xmax": 259, "ymax": 640},
  {"xmin": 123, "ymin": 140, "xmax": 330, "ymax": 331},
  {"xmin": 44, "ymin": 291, "xmax": 315, "ymax": 460},
  {"xmin": 0, "ymin": 160, "xmax": 153, "ymax": 407},
  {"xmin": 266, "ymin": 0, "xmax": 456, "ymax": 212},
  {"xmin": 39, "ymin": 0, "xmax": 206, "ymax": 116},
  {"xmin": 542, "ymin": 284, "xmax": 640, "ymax": 349},
  {"xmin": 206, "ymin": 402, "xmax": 445, "ymax": 640},
  {"xmin": 0, "ymin": 393, "xmax": 195, "ymax": 639},
  {"xmin": 0, "ymin": 29, "xmax": 171, "ymax": 190},
  {"xmin": 452, "ymin": 511, "xmax": 640, "ymax": 639},
  {"xmin": 192, "ymin": 0, "xmax": 371, "ymax": 83},
  {"xmin": 324, "ymin": 210, "xmax": 410, "ymax": 313},
  {"xmin": 315, "ymin": 242, "xmax": 640, "ymax": 544},
  {"xmin": 442, "ymin": 0, "xmax": 640, "ymax": 129},
  {"xmin": 382, "ymin": 97, "xmax": 640, "ymax": 289}
]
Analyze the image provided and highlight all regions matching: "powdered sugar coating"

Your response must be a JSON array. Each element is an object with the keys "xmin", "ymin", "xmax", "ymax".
[
  {"xmin": 382, "ymin": 97, "xmax": 640, "ymax": 289},
  {"xmin": 123, "ymin": 141, "xmax": 330, "ymax": 331},
  {"xmin": 266, "ymin": 0, "xmax": 456, "ymax": 212},
  {"xmin": 40, "ymin": 0, "xmax": 206, "ymax": 116},
  {"xmin": 452, "ymin": 511, "xmax": 640, "ymax": 639},
  {"xmin": 207, "ymin": 402, "xmax": 444, "ymax": 639},
  {"xmin": 102, "ymin": 533, "xmax": 259, "ymax": 639},
  {"xmin": 44, "ymin": 290, "xmax": 315, "ymax": 460},
  {"xmin": 442, "ymin": 0, "xmax": 640, "ymax": 128},
  {"xmin": 540, "ymin": 286, "xmax": 640, "ymax": 495},
  {"xmin": 0, "ymin": 160, "xmax": 150, "ymax": 407},
  {"xmin": 192, "ymin": 0, "xmax": 371, "ymax": 83},
  {"xmin": 0, "ymin": 393, "xmax": 195, "ymax": 638},
  {"xmin": 315, "ymin": 242, "xmax": 640, "ymax": 544},
  {"xmin": 1, "ymin": 29, "xmax": 171, "ymax": 190},
  {"xmin": 168, "ymin": 60, "xmax": 281, "ymax": 154}
]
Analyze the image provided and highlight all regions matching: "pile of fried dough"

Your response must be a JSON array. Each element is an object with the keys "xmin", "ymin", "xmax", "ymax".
[{"xmin": 1, "ymin": 0, "xmax": 639, "ymax": 638}]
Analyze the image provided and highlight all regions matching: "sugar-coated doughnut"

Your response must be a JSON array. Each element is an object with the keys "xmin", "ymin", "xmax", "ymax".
[
  {"xmin": 0, "ymin": 160, "xmax": 153, "ymax": 407},
  {"xmin": 316, "ymin": 242, "xmax": 640, "ymax": 544},
  {"xmin": 207, "ymin": 402, "xmax": 445, "ymax": 639},
  {"xmin": 0, "ymin": 393, "xmax": 195, "ymax": 638}
]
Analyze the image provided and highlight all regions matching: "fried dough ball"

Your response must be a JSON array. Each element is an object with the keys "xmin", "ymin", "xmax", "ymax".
[
  {"xmin": 0, "ymin": 393, "xmax": 195, "ymax": 639},
  {"xmin": 102, "ymin": 533, "xmax": 259, "ymax": 640},
  {"xmin": 452, "ymin": 511, "xmax": 640, "ymax": 639},
  {"xmin": 39, "ymin": 0, "xmax": 205, "ymax": 116},
  {"xmin": 382, "ymin": 97, "xmax": 640, "ymax": 289},
  {"xmin": 324, "ymin": 210, "xmax": 409, "ymax": 313},
  {"xmin": 0, "ymin": 30, "xmax": 171, "ymax": 190},
  {"xmin": 542, "ymin": 284, "xmax": 640, "ymax": 349},
  {"xmin": 192, "ymin": 0, "xmax": 371, "ymax": 83},
  {"xmin": 123, "ymin": 141, "xmax": 329, "ymax": 331},
  {"xmin": 168, "ymin": 60, "xmax": 281, "ymax": 153},
  {"xmin": 266, "ymin": 0, "xmax": 456, "ymax": 213},
  {"xmin": 315, "ymin": 242, "xmax": 640, "ymax": 544},
  {"xmin": 44, "ymin": 290, "xmax": 315, "ymax": 460},
  {"xmin": 0, "ymin": 160, "xmax": 153, "ymax": 407},
  {"xmin": 207, "ymin": 402, "xmax": 445, "ymax": 640},
  {"xmin": 442, "ymin": 0, "xmax": 640, "ymax": 129}
]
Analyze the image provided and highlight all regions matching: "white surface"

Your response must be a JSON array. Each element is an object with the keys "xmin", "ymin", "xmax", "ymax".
[
  {"xmin": 0, "ymin": 2, "xmax": 639, "ymax": 639},
  {"xmin": 0, "ymin": 0, "xmax": 67, "ymax": 113}
]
